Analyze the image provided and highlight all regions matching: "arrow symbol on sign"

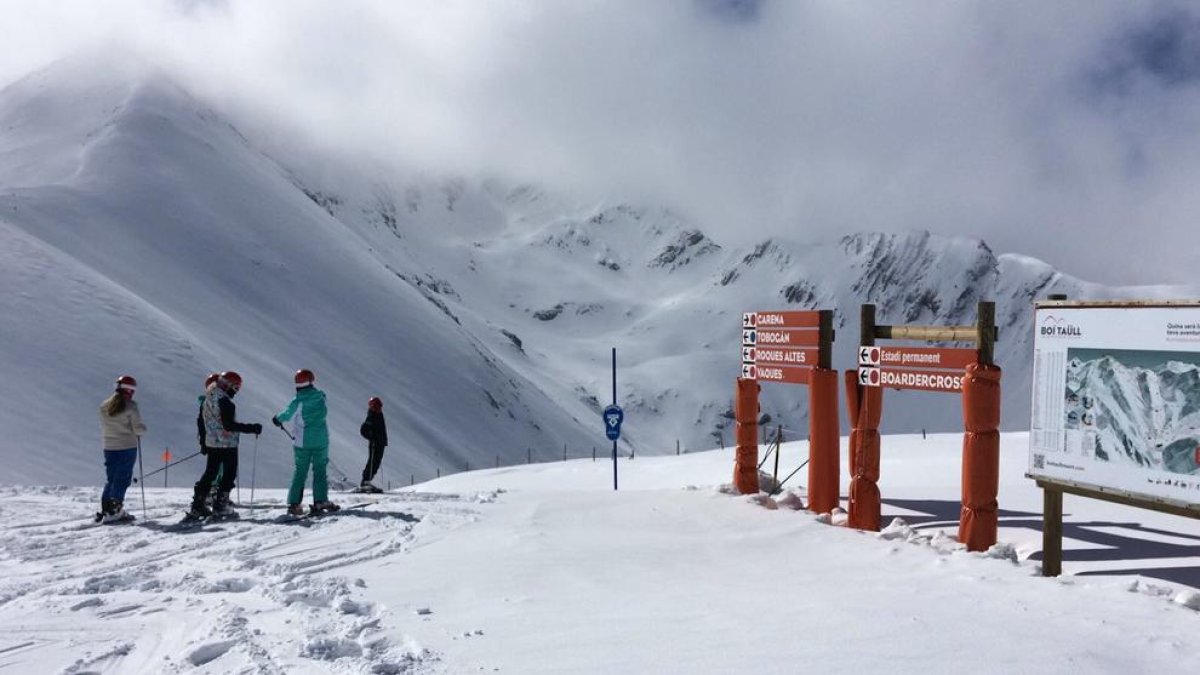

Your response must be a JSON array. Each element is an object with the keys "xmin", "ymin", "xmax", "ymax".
[
  {"xmin": 859, "ymin": 347, "xmax": 871, "ymax": 363},
  {"xmin": 858, "ymin": 368, "xmax": 870, "ymax": 385},
  {"xmin": 607, "ymin": 415, "xmax": 619, "ymax": 427}
]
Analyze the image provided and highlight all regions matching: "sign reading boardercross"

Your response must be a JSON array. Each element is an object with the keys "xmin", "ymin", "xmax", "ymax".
[{"xmin": 1028, "ymin": 303, "xmax": 1200, "ymax": 506}]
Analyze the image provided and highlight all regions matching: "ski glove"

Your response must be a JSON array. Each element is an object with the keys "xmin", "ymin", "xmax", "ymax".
[
  {"xmin": 272, "ymin": 416, "xmax": 282, "ymax": 428},
  {"xmin": 249, "ymin": 423, "xmax": 263, "ymax": 435},
  {"xmin": 200, "ymin": 445, "xmax": 208, "ymax": 455}
]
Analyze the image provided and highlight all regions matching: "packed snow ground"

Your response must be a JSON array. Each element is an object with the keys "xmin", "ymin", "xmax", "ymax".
[{"xmin": 2, "ymin": 433, "xmax": 1198, "ymax": 674}]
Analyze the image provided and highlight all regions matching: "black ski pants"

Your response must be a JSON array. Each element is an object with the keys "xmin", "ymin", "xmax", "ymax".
[
  {"xmin": 362, "ymin": 443, "xmax": 385, "ymax": 483},
  {"xmin": 194, "ymin": 447, "xmax": 238, "ymax": 499}
]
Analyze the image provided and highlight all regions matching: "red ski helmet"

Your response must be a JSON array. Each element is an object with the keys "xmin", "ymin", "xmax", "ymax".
[
  {"xmin": 368, "ymin": 397, "xmax": 383, "ymax": 411},
  {"xmin": 204, "ymin": 372, "xmax": 220, "ymax": 388},
  {"xmin": 294, "ymin": 369, "xmax": 315, "ymax": 387},
  {"xmin": 219, "ymin": 371, "xmax": 243, "ymax": 393},
  {"xmin": 115, "ymin": 375, "xmax": 137, "ymax": 396}
]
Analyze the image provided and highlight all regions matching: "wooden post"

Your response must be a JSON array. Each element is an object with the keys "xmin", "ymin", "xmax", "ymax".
[
  {"xmin": 818, "ymin": 309, "xmax": 834, "ymax": 370},
  {"xmin": 676, "ymin": 440, "xmax": 680, "ymax": 456},
  {"xmin": 850, "ymin": 303, "xmax": 876, "ymax": 482},
  {"xmin": 977, "ymin": 301, "xmax": 996, "ymax": 366},
  {"xmin": 861, "ymin": 304, "xmax": 876, "ymax": 349},
  {"xmin": 528, "ymin": 448, "xmax": 532, "ymax": 464},
  {"xmin": 437, "ymin": 467, "xmax": 440, "ymax": 478},
  {"xmin": 1042, "ymin": 485, "xmax": 1063, "ymax": 577},
  {"xmin": 563, "ymin": 443, "xmax": 567, "ymax": 461}
]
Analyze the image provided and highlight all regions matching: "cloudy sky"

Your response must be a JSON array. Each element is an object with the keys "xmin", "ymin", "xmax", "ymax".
[{"xmin": 4, "ymin": 0, "xmax": 1200, "ymax": 284}]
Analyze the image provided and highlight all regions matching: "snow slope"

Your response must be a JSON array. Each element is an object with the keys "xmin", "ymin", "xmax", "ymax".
[
  {"xmin": 1, "ymin": 433, "xmax": 1198, "ymax": 674},
  {"xmin": 2, "ymin": 54, "xmax": 1197, "ymax": 487},
  {"xmin": 0, "ymin": 57, "xmax": 598, "ymax": 486}
]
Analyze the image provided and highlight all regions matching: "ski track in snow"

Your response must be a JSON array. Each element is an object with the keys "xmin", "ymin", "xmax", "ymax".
[{"xmin": 0, "ymin": 487, "xmax": 487, "ymax": 674}]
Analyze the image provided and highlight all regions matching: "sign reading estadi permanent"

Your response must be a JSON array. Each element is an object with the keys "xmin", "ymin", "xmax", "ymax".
[{"xmin": 1028, "ymin": 302, "xmax": 1200, "ymax": 506}]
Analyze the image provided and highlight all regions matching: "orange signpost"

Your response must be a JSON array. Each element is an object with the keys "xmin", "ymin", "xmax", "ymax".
[
  {"xmin": 846, "ymin": 301, "xmax": 1000, "ymax": 551},
  {"xmin": 735, "ymin": 310, "xmax": 839, "ymax": 513}
]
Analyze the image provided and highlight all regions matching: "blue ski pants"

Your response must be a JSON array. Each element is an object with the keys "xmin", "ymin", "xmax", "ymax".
[{"xmin": 102, "ymin": 448, "xmax": 138, "ymax": 503}]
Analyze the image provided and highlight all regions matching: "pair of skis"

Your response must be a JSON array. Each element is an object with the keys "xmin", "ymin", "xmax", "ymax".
[{"xmin": 277, "ymin": 501, "xmax": 375, "ymax": 523}]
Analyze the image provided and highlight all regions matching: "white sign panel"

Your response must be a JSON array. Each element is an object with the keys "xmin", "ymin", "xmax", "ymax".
[{"xmin": 1028, "ymin": 304, "xmax": 1200, "ymax": 505}]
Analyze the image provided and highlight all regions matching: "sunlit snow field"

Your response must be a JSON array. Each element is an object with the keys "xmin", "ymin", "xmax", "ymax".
[{"xmin": 2, "ymin": 432, "xmax": 1198, "ymax": 673}]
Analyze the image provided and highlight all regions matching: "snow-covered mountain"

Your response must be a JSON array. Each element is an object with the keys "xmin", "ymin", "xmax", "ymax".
[
  {"xmin": 1, "ymin": 55, "xmax": 1196, "ymax": 486},
  {"xmin": 1069, "ymin": 356, "xmax": 1200, "ymax": 474}
]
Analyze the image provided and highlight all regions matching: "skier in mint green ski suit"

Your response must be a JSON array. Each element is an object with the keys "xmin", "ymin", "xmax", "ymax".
[{"xmin": 272, "ymin": 369, "xmax": 338, "ymax": 515}]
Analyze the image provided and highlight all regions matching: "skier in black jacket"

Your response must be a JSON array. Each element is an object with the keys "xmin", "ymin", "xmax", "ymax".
[
  {"xmin": 359, "ymin": 397, "xmax": 388, "ymax": 492},
  {"xmin": 189, "ymin": 371, "xmax": 263, "ymax": 518}
]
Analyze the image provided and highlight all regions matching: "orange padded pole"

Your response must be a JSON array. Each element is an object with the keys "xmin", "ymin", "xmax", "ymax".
[
  {"xmin": 807, "ymin": 368, "xmax": 840, "ymax": 513},
  {"xmin": 733, "ymin": 377, "xmax": 761, "ymax": 494},
  {"xmin": 844, "ymin": 370, "xmax": 882, "ymax": 531},
  {"xmin": 960, "ymin": 363, "xmax": 1001, "ymax": 551}
]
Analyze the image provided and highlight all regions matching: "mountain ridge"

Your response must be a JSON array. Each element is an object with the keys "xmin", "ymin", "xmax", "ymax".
[{"xmin": 1, "ymin": 56, "xmax": 1195, "ymax": 485}]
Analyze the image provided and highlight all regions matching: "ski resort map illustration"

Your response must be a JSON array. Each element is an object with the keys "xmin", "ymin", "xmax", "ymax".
[{"xmin": 1030, "ymin": 303, "xmax": 1200, "ymax": 504}]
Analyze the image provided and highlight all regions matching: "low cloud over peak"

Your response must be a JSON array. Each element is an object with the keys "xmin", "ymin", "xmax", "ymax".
[{"xmin": 4, "ymin": 0, "xmax": 1199, "ymax": 285}]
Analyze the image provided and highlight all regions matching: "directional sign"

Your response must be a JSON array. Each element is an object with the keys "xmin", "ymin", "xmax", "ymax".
[
  {"xmin": 874, "ymin": 367, "xmax": 964, "ymax": 393},
  {"xmin": 753, "ymin": 364, "xmax": 812, "ymax": 385},
  {"xmin": 742, "ymin": 329, "xmax": 757, "ymax": 346},
  {"xmin": 603, "ymin": 404, "xmax": 625, "ymax": 441},
  {"xmin": 742, "ymin": 346, "xmax": 756, "ymax": 363},
  {"xmin": 754, "ymin": 329, "xmax": 821, "ymax": 347},
  {"xmin": 874, "ymin": 346, "xmax": 977, "ymax": 371},
  {"xmin": 754, "ymin": 346, "xmax": 817, "ymax": 367},
  {"xmin": 858, "ymin": 346, "xmax": 881, "ymax": 366},
  {"xmin": 742, "ymin": 312, "xmax": 757, "ymax": 329},
  {"xmin": 858, "ymin": 367, "xmax": 880, "ymax": 387},
  {"xmin": 741, "ymin": 363, "xmax": 756, "ymax": 379},
  {"xmin": 752, "ymin": 311, "xmax": 821, "ymax": 329}
]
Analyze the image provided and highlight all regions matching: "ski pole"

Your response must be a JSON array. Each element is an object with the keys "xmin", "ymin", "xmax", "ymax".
[
  {"xmin": 277, "ymin": 425, "xmax": 295, "ymax": 442},
  {"xmin": 134, "ymin": 450, "xmax": 203, "ymax": 483},
  {"xmin": 251, "ymin": 433, "xmax": 259, "ymax": 507},
  {"xmin": 136, "ymin": 438, "xmax": 147, "ymax": 520}
]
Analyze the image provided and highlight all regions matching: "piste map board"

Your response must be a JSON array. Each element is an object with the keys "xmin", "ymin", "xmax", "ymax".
[{"xmin": 1028, "ymin": 302, "xmax": 1200, "ymax": 506}]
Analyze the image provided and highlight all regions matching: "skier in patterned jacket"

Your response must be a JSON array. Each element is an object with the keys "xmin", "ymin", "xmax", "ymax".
[
  {"xmin": 273, "ymin": 369, "xmax": 339, "ymax": 516},
  {"xmin": 196, "ymin": 372, "xmax": 223, "ymax": 506},
  {"xmin": 190, "ymin": 371, "xmax": 262, "ymax": 518}
]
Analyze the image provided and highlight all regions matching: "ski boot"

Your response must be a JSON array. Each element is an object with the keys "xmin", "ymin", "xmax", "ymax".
[
  {"xmin": 95, "ymin": 498, "xmax": 116, "ymax": 523},
  {"xmin": 211, "ymin": 492, "xmax": 237, "ymax": 520},
  {"xmin": 312, "ymin": 501, "xmax": 341, "ymax": 515},
  {"xmin": 286, "ymin": 503, "xmax": 306, "ymax": 517},
  {"xmin": 102, "ymin": 501, "xmax": 134, "ymax": 524},
  {"xmin": 187, "ymin": 496, "xmax": 213, "ymax": 520},
  {"xmin": 359, "ymin": 481, "xmax": 382, "ymax": 494}
]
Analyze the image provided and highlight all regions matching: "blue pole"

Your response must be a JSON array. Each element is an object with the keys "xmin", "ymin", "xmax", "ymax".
[{"xmin": 612, "ymin": 347, "xmax": 618, "ymax": 491}]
